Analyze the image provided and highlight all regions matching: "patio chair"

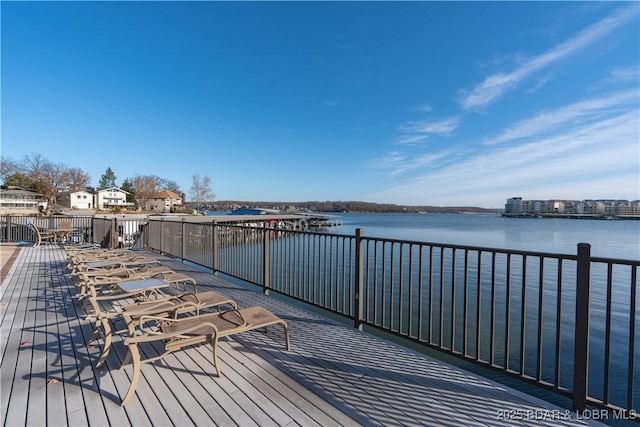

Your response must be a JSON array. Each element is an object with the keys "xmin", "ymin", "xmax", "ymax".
[
  {"xmin": 119, "ymin": 306, "xmax": 290, "ymax": 405},
  {"xmin": 65, "ymin": 248, "xmax": 136, "ymax": 266},
  {"xmin": 68, "ymin": 256, "xmax": 162, "ymax": 275},
  {"xmin": 81, "ymin": 271, "xmax": 198, "ymax": 317},
  {"xmin": 58, "ymin": 220, "xmax": 73, "ymax": 230},
  {"xmin": 29, "ymin": 224, "xmax": 56, "ymax": 247},
  {"xmin": 73, "ymin": 264, "xmax": 176, "ymax": 300},
  {"xmin": 65, "ymin": 247, "xmax": 130, "ymax": 258},
  {"xmin": 63, "ymin": 243, "xmax": 102, "ymax": 252},
  {"xmin": 54, "ymin": 220, "xmax": 76, "ymax": 244},
  {"xmin": 89, "ymin": 290, "xmax": 237, "ymax": 368}
]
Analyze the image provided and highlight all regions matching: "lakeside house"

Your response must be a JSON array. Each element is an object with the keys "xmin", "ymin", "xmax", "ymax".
[
  {"xmin": 0, "ymin": 186, "xmax": 183, "ymax": 214},
  {"xmin": 96, "ymin": 186, "xmax": 134, "ymax": 210},
  {"xmin": 58, "ymin": 188, "xmax": 95, "ymax": 210},
  {"xmin": 0, "ymin": 187, "xmax": 46, "ymax": 214},
  {"xmin": 145, "ymin": 190, "xmax": 183, "ymax": 212}
]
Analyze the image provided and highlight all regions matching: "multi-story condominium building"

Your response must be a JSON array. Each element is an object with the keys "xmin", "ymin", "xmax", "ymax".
[{"xmin": 504, "ymin": 197, "xmax": 640, "ymax": 218}]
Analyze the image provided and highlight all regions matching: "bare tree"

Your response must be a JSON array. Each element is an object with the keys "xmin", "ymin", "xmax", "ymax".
[
  {"xmin": 159, "ymin": 178, "xmax": 181, "ymax": 193},
  {"xmin": 66, "ymin": 167, "xmax": 92, "ymax": 192},
  {"xmin": 189, "ymin": 174, "xmax": 215, "ymax": 213},
  {"xmin": 20, "ymin": 155, "xmax": 89, "ymax": 211},
  {"xmin": 1, "ymin": 156, "xmax": 35, "ymax": 190},
  {"xmin": 0, "ymin": 156, "xmax": 21, "ymax": 185},
  {"xmin": 132, "ymin": 175, "xmax": 161, "ymax": 210},
  {"xmin": 37, "ymin": 161, "xmax": 91, "ymax": 212}
]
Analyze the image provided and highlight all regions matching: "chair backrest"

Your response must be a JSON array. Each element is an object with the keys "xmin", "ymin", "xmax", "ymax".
[{"xmin": 59, "ymin": 221, "xmax": 73, "ymax": 230}]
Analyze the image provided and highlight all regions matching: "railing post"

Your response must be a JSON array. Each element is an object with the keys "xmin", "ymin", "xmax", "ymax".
[
  {"xmin": 89, "ymin": 216, "xmax": 94, "ymax": 246},
  {"xmin": 212, "ymin": 220, "xmax": 218, "ymax": 273},
  {"xmin": 142, "ymin": 220, "xmax": 148, "ymax": 250},
  {"xmin": 181, "ymin": 218, "xmax": 186, "ymax": 260},
  {"xmin": 5, "ymin": 215, "xmax": 11, "ymax": 242},
  {"xmin": 262, "ymin": 226, "xmax": 270, "ymax": 295},
  {"xmin": 573, "ymin": 243, "xmax": 591, "ymax": 412},
  {"xmin": 160, "ymin": 218, "xmax": 164, "ymax": 254},
  {"xmin": 110, "ymin": 218, "xmax": 118, "ymax": 249},
  {"xmin": 354, "ymin": 228, "xmax": 364, "ymax": 330}
]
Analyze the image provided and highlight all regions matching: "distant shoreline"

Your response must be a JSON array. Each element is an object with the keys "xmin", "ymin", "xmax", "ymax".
[{"xmin": 191, "ymin": 200, "xmax": 497, "ymax": 215}]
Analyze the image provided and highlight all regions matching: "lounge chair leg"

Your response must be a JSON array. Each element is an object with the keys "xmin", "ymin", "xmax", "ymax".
[
  {"xmin": 208, "ymin": 336, "xmax": 222, "ymax": 377},
  {"xmin": 121, "ymin": 344, "xmax": 141, "ymax": 406},
  {"xmin": 96, "ymin": 321, "xmax": 112, "ymax": 368},
  {"xmin": 283, "ymin": 323, "xmax": 291, "ymax": 350}
]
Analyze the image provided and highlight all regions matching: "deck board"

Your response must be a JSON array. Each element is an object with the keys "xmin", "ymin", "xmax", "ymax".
[{"xmin": 0, "ymin": 244, "xmax": 605, "ymax": 426}]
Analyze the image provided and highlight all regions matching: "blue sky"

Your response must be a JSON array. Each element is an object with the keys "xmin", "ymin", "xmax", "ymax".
[{"xmin": 2, "ymin": 1, "xmax": 638, "ymax": 208}]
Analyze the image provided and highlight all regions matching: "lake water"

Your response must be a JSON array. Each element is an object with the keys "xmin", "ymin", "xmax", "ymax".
[
  {"xmin": 324, "ymin": 212, "xmax": 639, "ymax": 260},
  {"xmin": 209, "ymin": 210, "xmax": 639, "ymax": 407},
  {"xmin": 320, "ymin": 212, "xmax": 640, "ymax": 407}
]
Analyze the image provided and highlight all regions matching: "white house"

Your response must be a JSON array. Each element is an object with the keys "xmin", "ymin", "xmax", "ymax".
[
  {"xmin": 58, "ymin": 189, "xmax": 94, "ymax": 210},
  {"xmin": 96, "ymin": 187, "xmax": 134, "ymax": 210},
  {"xmin": 0, "ymin": 187, "xmax": 46, "ymax": 214},
  {"xmin": 145, "ymin": 190, "xmax": 183, "ymax": 212}
]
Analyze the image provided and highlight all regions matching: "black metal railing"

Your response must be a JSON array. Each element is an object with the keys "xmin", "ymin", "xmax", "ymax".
[
  {"xmin": 143, "ymin": 218, "xmax": 639, "ymax": 416},
  {"xmin": 1, "ymin": 215, "xmax": 93, "ymax": 245},
  {"xmin": 1, "ymin": 215, "xmax": 146, "ymax": 249},
  {"xmin": 4, "ymin": 214, "xmax": 638, "ymax": 416}
]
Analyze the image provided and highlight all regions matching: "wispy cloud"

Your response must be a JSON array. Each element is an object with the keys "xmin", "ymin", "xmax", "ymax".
[
  {"xmin": 524, "ymin": 75, "xmax": 551, "ymax": 94},
  {"xmin": 375, "ymin": 4, "xmax": 638, "ymax": 207},
  {"xmin": 458, "ymin": 5, "xmax": 638, "ymax": 111},
  {"xmin": 369, "ymin": 149, "xmax": 456, "ymax": 176},
  {"xmin": 367, "ymin": 151, "xmax": 408, "ymax": 171},
  {"xmin": 415, "ymin": 103, "xmax": 433, "ymax": 113},
  {"xmin": 483, "ymin": 89, "xmax": 638, "ymax": 145},
  {"xmin": 369, "ymin": 99, "xmax": 639, "ymax": 206},
  {"xmin": 395, "ymin": 115, "xmax": 462, "ymax": 146},
  {"xmin": 397, "ymin": 134, "xmax": 428, "ymax": 145},
  {"xmin": 398, "ymin": 116, "xmax": 461, "ymax": 136},
  {"xmin": 607, "ymin": 66, "xmax": 640, "ymax": 83}
]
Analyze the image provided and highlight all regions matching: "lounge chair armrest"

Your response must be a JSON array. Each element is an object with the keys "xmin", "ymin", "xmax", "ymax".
[
  {"xmin": 123, "ymin": 301, "xmax": 198, "ymax": 317},
  {"xmin": 173, "ymin": 292, "xmax": 200, "ymax": 304},
  {"xmin": 90, "ymin": 289, "xmax": 152, "ymax": 302},
  {"xmin": 166, "ymin": 301, "xmax": 200, "ymax": 316},
  {"xmin": 219, "ymin": 308, "xmax": 249, "ymax": 327},
  {"xmin": 125, "ymin": 321, "xmax": 219, "ymax": 345},
  {"xmin": 87, "ymin": 270, "xmax": 135, "ymax": 282}
]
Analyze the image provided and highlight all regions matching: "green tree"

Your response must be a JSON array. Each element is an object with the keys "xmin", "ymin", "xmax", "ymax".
[
  {"xmin": 99, "ymin": 167, "xmax": 117, "ymax": 189},
  {"xmin": 3, "ymin": 172, "xmax": 38, "ymax": 191},
  {"xmin": 121, "ymin": 179, "xmax": 136, "ymax": 205}
]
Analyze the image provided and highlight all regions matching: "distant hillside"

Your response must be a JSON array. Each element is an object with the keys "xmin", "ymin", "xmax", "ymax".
[{"xmin": 188, "ymin": 200, "xmax": 496, "ymax": 214}]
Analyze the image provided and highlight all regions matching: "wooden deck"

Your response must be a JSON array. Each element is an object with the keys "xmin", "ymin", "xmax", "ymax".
[{"xmin": 1, "ymin": 244, "xmax": 603, "ymax": 426}]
